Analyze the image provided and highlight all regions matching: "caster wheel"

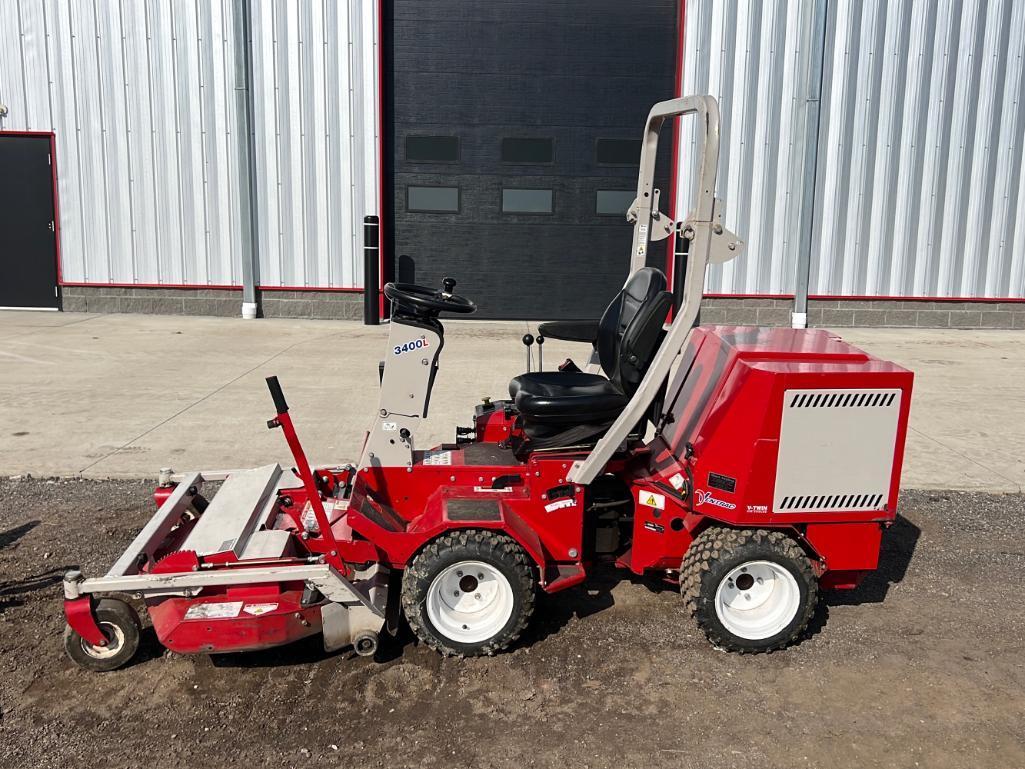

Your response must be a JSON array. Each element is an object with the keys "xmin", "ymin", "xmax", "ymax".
[
  {"xmin": 681, "ymin": 528, "xmax": 818, "ymax": 653},
  {"xmin": 401, "ymin": 530, "xmax": 535, "ymax": 657},
  {"xmin": 63, "ymin": 598, "xmax": 142, "ymax": 672}
]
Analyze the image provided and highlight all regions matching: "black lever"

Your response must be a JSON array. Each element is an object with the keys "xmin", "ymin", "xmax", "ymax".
[
  {"xmin": 536, "ymin": 334, "xmax": 544, "ymax": 371},
  {"xmin": 522, "ymin": 334, "xmax": 534, "ymax": 372},
  {"xmin": 442, "ymin": 277, "xmax": 456, "ymax": 294},
  {"xmin": 266, "ymin": 376, "xmax": 289, "ymax": 415}
]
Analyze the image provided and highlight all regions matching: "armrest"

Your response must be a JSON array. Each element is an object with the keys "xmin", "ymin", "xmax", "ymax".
[{"xmin": 537, "ymin": 319, "xmax": 599, "ymax": 343}]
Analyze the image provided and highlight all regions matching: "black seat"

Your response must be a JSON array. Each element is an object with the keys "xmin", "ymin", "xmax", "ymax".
[{"xmin": 509, "ymin": 267, "xmax": 673, "ymax": 447}]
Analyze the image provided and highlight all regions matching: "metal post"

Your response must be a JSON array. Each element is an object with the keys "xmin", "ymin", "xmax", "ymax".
[
  {"xmin": 792, "ymin": 0, "xmax": 829, "ymax": 329},
  {"xmin": 673, "ymin": 226, "xmax": 700, "ymax": 326},
  {"xmin": 233, "ymin": 0, "xmax": 260, "ymax": 320},
  {"xmin": 363, "ymin": 215, "xmax": 380, "ymax": 325}
]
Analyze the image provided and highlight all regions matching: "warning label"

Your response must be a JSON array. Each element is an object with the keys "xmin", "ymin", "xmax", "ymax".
[
  {"xmin": 638, "ymin": 490, "xmax": 666, "ymax": 510},
  {"xmin": 184, "ymin": 601, "xmax": 244, "ymax": 620},
  {"xmin": 423, "ymin": 450, "xmax": 452, "ymax": 466}
]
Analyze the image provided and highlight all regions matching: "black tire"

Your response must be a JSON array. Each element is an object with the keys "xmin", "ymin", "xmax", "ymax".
[
  {"xmin": 63, "ymin": 598, "xmax": 142, "ymax": 672},
  {"xmin": 680, "ymin": 527, "xmax": 818, "ymax": 653},
  {"xmin": 401, "ymin": 530, "xmax": 535, "ymax": 657}
]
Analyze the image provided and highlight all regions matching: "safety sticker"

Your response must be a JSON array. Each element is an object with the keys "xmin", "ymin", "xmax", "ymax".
[
  {"xmin": 643, "ymin": 521, "xmax": 665, "ymax": 534},
  {"xmin": 184, "ymin": 601, "xmax": 244, "ymax": 620},
  {"xmin": 423, "ymin": 450, "xmax": 452, "ymax": 466},
  {"xmin": 669, "ymin": 473, "xmax": 685, "ymax": 491},
  {"xmin": 638, "ymin": 490, "xmax": 666, "ymax": 510},
  {"xmin": 382, "ymin": 421, "xmax": 398, "ymax": 432},
  {"xmin": 243, "ymin": 603, "xmax": 279, "ymax": 616},
  {"xmin": 302, "ymin": 499, "xmax": 335, "ymax": 533},
  {"xmin": 544, "ymin": 498, "xmax": 576, "ymax": 513}
]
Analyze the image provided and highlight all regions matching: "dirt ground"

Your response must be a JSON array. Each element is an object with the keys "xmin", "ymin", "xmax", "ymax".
[{"xmin": 1, "ymin": 477, "xmax": 1023, "ymax": 769}]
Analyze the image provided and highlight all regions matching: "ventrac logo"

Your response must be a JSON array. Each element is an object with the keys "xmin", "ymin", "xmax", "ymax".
[{"xmin": 695, "ymin": 489, "xmax": 737, "ymax": 510}]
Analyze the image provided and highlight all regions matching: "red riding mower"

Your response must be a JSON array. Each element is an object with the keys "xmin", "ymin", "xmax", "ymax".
[{"xmin": 62, "ymin": 96, "xmax": 912, "ymax": 670}]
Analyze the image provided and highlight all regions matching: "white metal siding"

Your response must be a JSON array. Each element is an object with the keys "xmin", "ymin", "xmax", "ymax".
[
  {"xmin": 678, "ymin": 0, "xmax": 1025, "ymax": 298},
  {"xmin": 0, "ymin": 0, "xmax": 244, "ymax": 286},
  {"xmin": 249, "ymin": 0, "xmax": 379, "ymax": 289},
  {"xmin": 678, "ymin": 0, "xmax": 809, "ymax": 294},
  {"xmin": 0, "ymin": 0, "xmax": 379, "ymax": 289}
]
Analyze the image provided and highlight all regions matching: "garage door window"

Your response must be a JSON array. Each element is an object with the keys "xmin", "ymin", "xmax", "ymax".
[
  {"xmin": 501, "ymin": 137, "xmax": 554, "ymax": 164},
  {"xmin": 407, "ymin": 186, "xmax": 460, "ymax": 212},
  {"xmin": 596, "ymin": 190, "xmax": 635, "ymax": 216},
  {"xmin": 596, "ymin": 138, "xmax": 641, "ymax": 165},
  {"xmin": 406, "ymin": 136, "xmax": 459, "ymax": 162},
  {"xmin": 502, "ymin": 188, "xmax": 553, "ymax": 214}
]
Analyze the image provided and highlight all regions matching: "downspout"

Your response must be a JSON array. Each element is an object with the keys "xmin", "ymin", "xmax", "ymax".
[
  {"xmin": 233, "ymin": 0, "xmax": 260, "ymax": 319},
  {"xmin": 792, "ymin": 0, "xmax": 828, "ymax": 329}
]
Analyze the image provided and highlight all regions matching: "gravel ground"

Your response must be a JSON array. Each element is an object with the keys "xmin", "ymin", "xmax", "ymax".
[{"xmin": 1, "ymin": 477, "xmax": 1023, "ymax": 769}]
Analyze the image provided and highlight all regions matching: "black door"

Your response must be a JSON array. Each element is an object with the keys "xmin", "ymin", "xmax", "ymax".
[
  {"xmin": 384, "ymin": 0, "xmax": 678, "ymax": 320},
  {"xmin": 0, "ymin": 135, "xmax": 59, "ymax": 309}
]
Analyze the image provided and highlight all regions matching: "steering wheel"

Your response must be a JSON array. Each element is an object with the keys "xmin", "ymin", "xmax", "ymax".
[{"xmin": 383, "ymin": 277, "xmax": 476, "ymax": 316}]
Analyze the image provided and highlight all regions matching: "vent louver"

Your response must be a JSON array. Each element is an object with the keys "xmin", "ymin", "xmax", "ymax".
[
  {"xmin": 779, "ymin": 493, "xmax": 885, "ymax": 511},
  {"xmin": 789, "ymin": 392, "xmax": 896, "ymax": 409}
]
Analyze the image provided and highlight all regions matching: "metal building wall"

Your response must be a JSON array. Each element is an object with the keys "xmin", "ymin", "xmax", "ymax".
[
  {"xmin": 249, "ymin": 0, "xmax": 380, "ymax": 289},
  {"xmin": 677, "ymin": 0, "xmax": 810, "ymax": 295},
  {"xmin": 0, "ymin": 0, "xmax": 380, "ymax": 290},
  {"xmin": 0, "ymin": 0, "xmax": 245, "ymax": 286},
  {"xmin": 678, "ymin": 0, "xmax": 1025, "ymax": 299}
]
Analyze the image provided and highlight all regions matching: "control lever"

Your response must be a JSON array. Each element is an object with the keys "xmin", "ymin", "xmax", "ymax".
[
  {"xmin": 536, "ymin": 334, "xmax": 544, "ymax": 371},
  {"xmin": 522, "ymin": 334, "xmax": 534, "ymax": 372}
]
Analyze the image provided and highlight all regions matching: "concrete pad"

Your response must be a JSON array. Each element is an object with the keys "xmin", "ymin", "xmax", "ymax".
[{"xmin": 0, "ymin": 309, "xmax": 1022, "ymax": 493}]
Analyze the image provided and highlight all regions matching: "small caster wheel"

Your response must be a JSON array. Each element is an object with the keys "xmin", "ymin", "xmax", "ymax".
[
  {"xmin": 353, "ymin": 631, "xmax": 379, "ymax": 657},
  {"xmin": 63, "ymin": 598, "xmax": 142, "ymax": 672}
]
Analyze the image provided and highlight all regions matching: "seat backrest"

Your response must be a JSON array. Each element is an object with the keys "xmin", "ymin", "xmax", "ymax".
[{"xmin": 597, "ymin": 267, "xmax": 673, "ymax": 395}]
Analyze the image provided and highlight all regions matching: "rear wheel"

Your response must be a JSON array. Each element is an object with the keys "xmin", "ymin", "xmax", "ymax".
[
  {"xmin": 680, "ymin": 528, "xmax": 817, "ymax": 653},
  {"xmin": 63, "ymin": 598, "xmax": 142, "ymax": 672},
  {"xmin": 401, "ymin": 530, "xmax": 535, "ymax": 656}
]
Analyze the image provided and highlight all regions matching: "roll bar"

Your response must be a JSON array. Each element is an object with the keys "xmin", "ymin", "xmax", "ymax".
[{"xmin": 568, "ymin": 95, "xmax": 744, "ymax": 485}]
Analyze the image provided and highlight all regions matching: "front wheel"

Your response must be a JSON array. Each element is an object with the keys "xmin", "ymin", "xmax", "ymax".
[
  {"xmin": 401, "ymin": 530, "xmax": 535, "ymax": 657},
  {"xmin": 63, "ymin": 598, "xmax": 142, "ymax": 672},
  {"xmin": 680, "ymin": 528, "xmax": 818, "ymax": 653}
]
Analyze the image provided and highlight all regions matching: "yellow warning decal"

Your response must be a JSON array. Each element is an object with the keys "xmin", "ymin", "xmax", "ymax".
[{"xmin": 638, "ymin": 490, "xmax": 666, "ymax": 510}]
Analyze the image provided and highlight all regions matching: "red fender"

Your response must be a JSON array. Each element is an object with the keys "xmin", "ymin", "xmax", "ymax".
[{"xmin": 64, "ymin": 596, "xmax": 107, "ymax": 647}]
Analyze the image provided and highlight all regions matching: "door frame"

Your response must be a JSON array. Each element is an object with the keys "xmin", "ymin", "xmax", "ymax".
[{"xmin": 0, "ymin": 130, "xmax": 62, "ymax": 310}]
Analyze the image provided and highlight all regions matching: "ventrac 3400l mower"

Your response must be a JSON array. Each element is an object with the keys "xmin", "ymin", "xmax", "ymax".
[{"xmin": 62, "ymin": 96, "xmax": 913, "ymax": 671}]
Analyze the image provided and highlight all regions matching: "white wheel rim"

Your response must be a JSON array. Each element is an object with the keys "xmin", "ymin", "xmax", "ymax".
[
  {"xmin": 713, "ymin": 560, "xmax": 801, "ymax": 641},
  {"xmin": 426, "ymin": 560, "xmax": 514, "ymax": 644},
  {"xmin": 81, "ymin": 621, "xmax": 125, "ymax": 660}
]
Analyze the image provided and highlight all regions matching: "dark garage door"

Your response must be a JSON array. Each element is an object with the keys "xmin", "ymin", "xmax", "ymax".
[{"xmin": 384, "ymin": 0, "xmax": 678, "ymax": 320}]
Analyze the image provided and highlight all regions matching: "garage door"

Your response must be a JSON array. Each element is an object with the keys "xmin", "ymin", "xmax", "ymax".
[{"xmin": 384, "ymin": 0, "xmax": 678, "ymax": 320}]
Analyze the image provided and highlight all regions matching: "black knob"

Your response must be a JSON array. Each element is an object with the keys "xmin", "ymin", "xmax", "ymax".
[
  {"xmin": 522, "ymin": 334, "xmax": 535, "ymax": 346},
  {"xmin": 536, "ymin": 335, "xmax": 545, "ymax": 346},
  {"xmin": 442, "ymin": 277, "xmax": 456, "ymax": 293}
]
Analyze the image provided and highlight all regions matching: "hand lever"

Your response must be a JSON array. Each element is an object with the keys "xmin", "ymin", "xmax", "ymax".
[
  {"xmin": 442, "ymin": 277, "xmax": 456, "ymax": 295},
  {"xmin": 522, "ymin": 333, "xmax": 534, "ymax": 372},
  {"xmin": 536, "ymin": 334, "xmax": 544, "ymax": 372}
]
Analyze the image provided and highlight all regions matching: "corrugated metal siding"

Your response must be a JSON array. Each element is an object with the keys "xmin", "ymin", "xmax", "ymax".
[
  {"xmin": 0, "ymin": 0, "xmax": 244, "ymax": 286},
  {"xmin": 812, "ymin": 0, "xmax": 1025, "ymax": 297},
  {"xmin": 677, "ymin": 0, "xmax": 810, "ymax": 294},
  {"xmin": 679, "ymin": 0, "xmax": 1025, "ymax": 299},
  {"xmin": 0, "ymin": 0, "xmax": 380, "ymax": 289},
  {"xmin": 250, "ymin": 0, "xmax": 379, "ymax": 288}
]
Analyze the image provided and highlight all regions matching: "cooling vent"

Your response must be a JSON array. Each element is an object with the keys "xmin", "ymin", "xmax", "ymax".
[
  {"xmin": 789, "ymin": 392, "xmax": 897, "ymax": 409},
  {"xmin": 773, "ymin": 388, "xmax": 902, "ymax": 514},
  {"xmin": 779, "ymin": 493, "xmax": 885, "ymax": 512}
]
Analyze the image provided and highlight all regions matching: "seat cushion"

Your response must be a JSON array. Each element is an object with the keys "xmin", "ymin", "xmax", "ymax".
[{"xmin": 510, "ymin": 371, "xmax": 629, "ymax": 424}]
